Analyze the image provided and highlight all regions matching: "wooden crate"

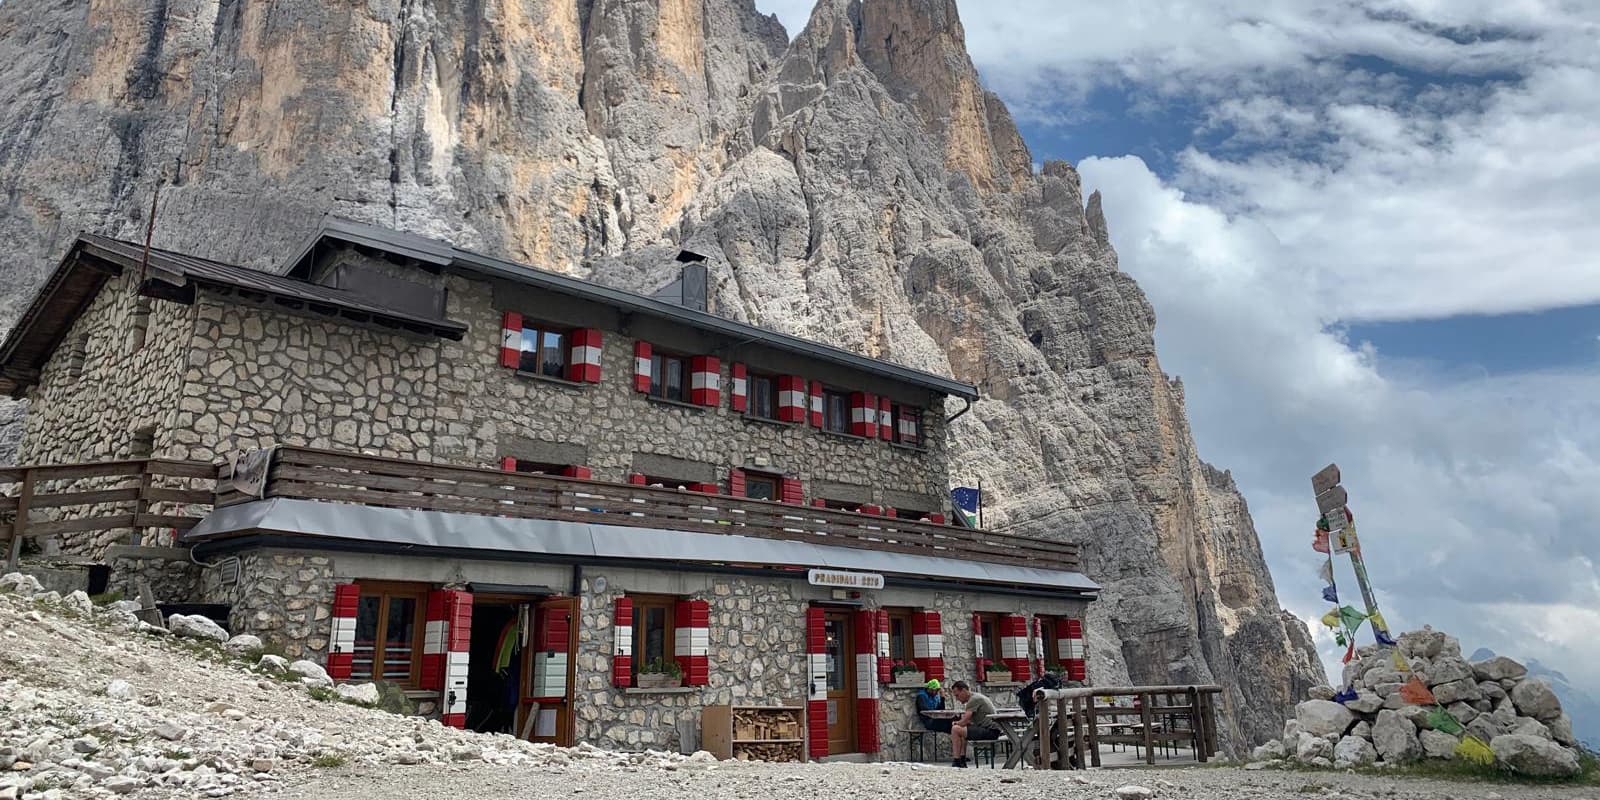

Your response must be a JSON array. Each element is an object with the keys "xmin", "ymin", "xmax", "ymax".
[{"xmin": 702, "ymin": 705, "xmax": 806, "ymax": 763}]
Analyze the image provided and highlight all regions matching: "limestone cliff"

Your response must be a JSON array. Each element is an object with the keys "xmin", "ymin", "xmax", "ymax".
[{"xmin": 0, "ymin": 0, "xmax": 1324, "ymax": 747}]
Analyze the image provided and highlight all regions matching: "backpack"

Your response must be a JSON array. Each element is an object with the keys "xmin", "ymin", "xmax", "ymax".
[{"xmin": 1016, "ymin": 673, "xmax": 1062, "ymax": 717}]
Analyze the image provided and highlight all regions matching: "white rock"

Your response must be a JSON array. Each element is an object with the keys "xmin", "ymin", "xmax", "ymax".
[
  {"xmin": 1512, "ymin": 716, "xmax": 1552, "ymax": 740},
  {"xmin": 257, "ymin": 654, "xmax": 289, "ymax": 673},
  {"xmin": 1281, "ymin": 719, "xmax": 1301, "ymax": 743},
  {"xmin": 102, "ymin": 776, "xmax": 140, "ymax": 794},
  {"xmin": 1250, "ymin": 740, "xmax": 1286, "ymax": 761},
  {"xmin": 335, "ymin": 683, "xmax": 380, "ymax": 706},
  {"xmin": 154, "ymin": 723, "xmax": 186, "ymax": 741},
  {"xmin": 1419, "ymin": 729, "xmax": 1458, "ymax": 759},
  {"xmin": 1307, "ymin": 685, "xmax": 1335, "ymax": 701},
  {"xmin": 1548, "ymin": 714, "xmax": 1577, "ymax": 747},
  {"xmin": 223, "ymin": 634, "xmax": 262, "ymax": 656},
  {"xmin": 104, "ymin": 679, "xmax": 133, "ymax": 700},
  {"xmin": 1490, "ymin": 733, "xmax": 1580, "ymax": 778},
  {"xmin": 1424, "ymin": 657, "xmax": 1475, "ymax": 687},
  {"xmin": 0, "ymin": 572, "xmax": 43, "ymax": 597},
  {"xmin": 135, "ymin": 620, "xmax": 171, "ymax": 636},
  {"xmin": 1510, "ymin": 679, "xmax": 1562, "ymax": 722},
  {"xmin": 1332, "ymin": 736, "xmax": 1377, "ymax": 769},
  {"xmin": 1431, "ymin": 679, "xmax": 1481, "ymax": 706},
  {"xmin": 1345, "ymin": 690, "xmax": 1383, "ymax": 714},
  {"xmin": 61, "ymin": 590, "xmax": 94, "ymax": 617},
  {"xmin": 1295, "ymin": 732, "xmax": 1333, "ymax": 763},
  {"xmin": 1446, "ymin": 702, "xmax": 1479, "ymax": 725},
  {"xmin": 1372, "ymin": 709, "xmax": 1422, "ymax": 764},
  {"xmin": 1295, "ymin": 700, "xmax": 1355, "ymax": 738},
  {"xmin": 1349, "ymin": 721, "xmax": 1372, "ymax": 740},
  {"xmin": 1115, "ymin": 786, "xmax": 1155, "ymax": 800},
  {"xmin": 36, "ymin": 590, "xmax": 60, "ymax": 605},
  {"xmin": 167, "ymin": 613, "xmax": 229, "ymax": 643},
  {"xmin": 289, "ymin": 660, "xmax": 332, "ymax": 688},
  {"xmin": 1472, "ymin": 656, "xmax": 1527, "ymax": 682}
]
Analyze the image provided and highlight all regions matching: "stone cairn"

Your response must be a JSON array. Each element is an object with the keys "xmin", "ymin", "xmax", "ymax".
[{"xmin": 1250, "ymin": 627, "xmax": 1585, "ymax": 778}]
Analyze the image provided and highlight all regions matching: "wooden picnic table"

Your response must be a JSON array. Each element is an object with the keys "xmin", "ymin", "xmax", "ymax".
[{"xmin": 922, "ymin": 708, "xmax": 1036, "ymax": 769}]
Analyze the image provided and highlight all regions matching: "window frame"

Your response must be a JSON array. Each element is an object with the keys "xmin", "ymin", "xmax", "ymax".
[
  {"xmin": 891, "ymin": 403, "xmax": 923, "ymax": 447},
  {"xmin": 746, "ymin": 372, "xmax": 778, "ymax": 420},
  {"xmin": 823, "ymin": 389, "xmax": 850, "ymax": 434},
  {"xmin": 648, "ymin": 352, "xmax": 690, "ymax": 403},
  {"xmin": 885, "ymin": 608, "xmax": 915, "ymax": 664},
  {"xmin": 743, "ymin": 472, "xmax": 781, "ymax": 502},
  {"xmin": 516, "ymin": 320, "xmax": 571, "ymax": 379},
  {"xmin": 350, "ymin": 581, "xmax": 427, "ymax": 687},
  {"xmin": 1039, "ymin": 617, "xmax": 1062, "ymax": 671},
  {"xmin": 630, "ymin": 594, "xmax": 678, "ymax": 678},
  {"xmin": 975, "ymin": 612, "xmax": 1001, "ymax": 667}
]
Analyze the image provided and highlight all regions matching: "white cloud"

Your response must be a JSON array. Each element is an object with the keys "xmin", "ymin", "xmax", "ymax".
[{"xmin": 1081, "ymin": 153, "xmax": 1600, "ymax": 694}]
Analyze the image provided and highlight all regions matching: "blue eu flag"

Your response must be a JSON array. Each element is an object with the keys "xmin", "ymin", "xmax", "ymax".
[{"xmin": 951, "ymin": 487, "xmax": 980, "ymax": 527}]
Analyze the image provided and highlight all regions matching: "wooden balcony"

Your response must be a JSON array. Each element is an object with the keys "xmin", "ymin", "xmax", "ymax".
[{"xmin": 5, "ymin": 447, "xmax": 1080, "ymax": 575}]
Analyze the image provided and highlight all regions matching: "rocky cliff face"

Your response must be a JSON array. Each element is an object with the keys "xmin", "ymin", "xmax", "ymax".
[{"xmin": 0, "ymin": 0, "xmax": 1324, "ymax": 748}]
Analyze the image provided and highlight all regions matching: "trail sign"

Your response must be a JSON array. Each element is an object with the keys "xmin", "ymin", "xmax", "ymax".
[
  {"xmin": 1309, "ymin": 463, "xmax": 1393, "ymax": 648},
  {"xmin": 1311, "ymin": 463, "xmax": 1341, "ymax": 496}
]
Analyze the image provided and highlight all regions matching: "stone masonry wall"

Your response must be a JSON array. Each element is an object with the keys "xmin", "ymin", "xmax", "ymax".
[{"xmin": 199, "ymin": 550, "xmax": 340, "ymax": 660}]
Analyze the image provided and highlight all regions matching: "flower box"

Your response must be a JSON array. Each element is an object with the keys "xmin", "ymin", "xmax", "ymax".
[
  {"xmin": 637, "ymin": 673, "xmax": 683, "ymax": 689},
  {"xmin": 985, "ymin": 671, "xmax": 1013, "ymax": 684},
  {"xmin": 891, "ymin": 670, "xmax": 927, "ymax": 687}
]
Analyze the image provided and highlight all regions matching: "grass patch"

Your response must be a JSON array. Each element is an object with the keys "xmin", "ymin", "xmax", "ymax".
[
  {"xmin": 88, "ymin": 590, "xmax": 124, "ymax": 606},
  {"xmin": 162, "ymin": 750, "xmax": 191, "ymax": 761},
  {"xmin": 312, "ymin": 753, "xmax": 347, "ymax": 768},
  {"xmin": 307, "ymin": 686, "xmax": 337, "ymax": 703}
]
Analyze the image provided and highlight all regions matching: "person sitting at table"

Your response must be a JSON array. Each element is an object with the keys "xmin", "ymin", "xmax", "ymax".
[
  {"xmin": 948, "ymin": 680, "xmax": 1001, "ymax": 768},
  {"xmin": 915, "ymin": 679, "xmax": 952, "ymax": 733}
]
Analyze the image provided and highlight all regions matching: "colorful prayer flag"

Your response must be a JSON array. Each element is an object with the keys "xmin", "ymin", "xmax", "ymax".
[
  {"xmin": 1320, "ymin": 609, "xmax": 1341, "ymax": 629},
  {"xmin": 1375, "ymin": 629, "xmax": 1396, "ymax": 647},
  {"xmin": 1322, "ymin": 585, "xmax": 1338, "ymax": 603},
  {"xmin": 1317, "ymin": 561, "xmax": 1333, "ymax": 584},
  {"xmin": 1312, "ymin": 529, "xmax": 1330, "ymax": 554},
  {"xmin": 1338, "ymin": 605, "xmax": 1368, "ymax": 632},
  {"xmin": 1341, "ymin": 640, "xmax": 1356, "ymax": 663},
  {"xmin": 1428, "ymin": 707, "xmax": 1465, "ymax": 735},
  {"xmin": 1392, "ymin": 649, "xmax": 1410, "ymax": 673},
  {"xmin": 1455, "ymin": 736, "xmax": 1493, "ymax": 765},
  {"xmin": 1399, "ymin": 677, "xmax": 1435, "ymax": 705},
  {"xmin": 1332, "ymin": 687, "xmax": 1359, "ymax": 704}
]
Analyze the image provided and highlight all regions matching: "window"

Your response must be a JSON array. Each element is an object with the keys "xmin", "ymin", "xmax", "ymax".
[
  {"xmin": 518, "ymin": 323, "xmax": 569, "ymax": 378},
  {"xmin": 820, "ymin": 498, "xmax": 860, "ymax": 512},
  {"xmin": 885, "ymin": 608, "xmax": 914, "ymax": 662},
  {"xmin": 823, "ymin": 389, "xmax": 849, "ymax": 433},
  {"xmin": 631, "ymin": 595, "xmax": 676, "ymax": 676},
  {"xmin": 1039, "ymin": 617, "xmax": 1062, "ymax": 671},
  {"xmin": 649, "ymin": 353, "xmax": 688, "ymax": 402},
  {"xmin": 351, "ymin": 583, "xmax": 425, "ymax": 685},
  {"xmin": 511, "ymin": 460, "xmax": 565, "ymax": 475},
  {"xmin": 747, "ymin": 374, "xmax": 777, "ymax": 420},
  {"xmin": 975, "ymin": 612, "xmax": 1001, "ymax": 666},
  {"xmin": 892, "ymin": 404, "xmax": 922, "ymax": 447},
  {"xmin": 743, "ymin": 473, "xmax": 779, "ymax": 501}
]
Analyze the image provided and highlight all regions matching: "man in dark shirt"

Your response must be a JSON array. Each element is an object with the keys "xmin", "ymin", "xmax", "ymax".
[
  {"xmin": 949, "ymin": 680, "xmax": 1001, "ymax": 768},
  {"xmin": 915, "ymin": 679, "xmax": 952, "ymax": 733}
]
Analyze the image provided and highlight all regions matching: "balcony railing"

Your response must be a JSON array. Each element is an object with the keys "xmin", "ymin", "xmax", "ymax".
[{"xmin": 3, "ymin": 447, "xmax": 1080, "ymax": 575}]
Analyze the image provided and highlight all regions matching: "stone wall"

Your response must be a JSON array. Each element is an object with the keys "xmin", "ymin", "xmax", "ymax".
[
  {"xmin": 199, "ymin": 550, "xmax": 340, "ymax": 660},
  {"xmin": 104, "ymin": 546, "xmax": 203, "ymax": 605}
]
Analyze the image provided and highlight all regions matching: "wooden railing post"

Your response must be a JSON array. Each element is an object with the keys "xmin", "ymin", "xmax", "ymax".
[
  {"xmin": 1141, "ymin": 691, "xmax": 1154, "ymax": 765},
  {"xmin": 1037, "ymin": 690, "xmax": 1052, "ymax": 769},
  {"xmin": 1088, "ymin": 693, "xmax": 1101, "ymax": 767},
  {"xmin": 1056, "ymin": 699, "xmax": 1072, "ymax": 770},
  {"xmin": 5, "ymin": 468, "xmax": 33, "ymax": 572},
  {"xmin": 133, "ymin": 461, "xmax": 153, "ymax": 546}
]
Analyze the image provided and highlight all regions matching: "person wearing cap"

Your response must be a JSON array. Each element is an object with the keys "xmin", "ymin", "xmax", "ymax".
[{"xmin": 915, "ymin": 678, "xmax": 952, "ymax": 733}]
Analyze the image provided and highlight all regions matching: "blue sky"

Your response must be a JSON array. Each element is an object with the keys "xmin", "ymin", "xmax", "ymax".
[{"xmin": 756, "ymin": 0, "xmax": 1600, "ymax": 703}]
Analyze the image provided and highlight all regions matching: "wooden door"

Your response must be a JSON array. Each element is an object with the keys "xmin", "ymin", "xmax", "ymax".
[
  {"xmin": 823, "ymin": 610, "xmax": 857, "ymax": 754},
  {"xmin": 522, "ymin": 597, "xmax": 577, "ymax": 746}
]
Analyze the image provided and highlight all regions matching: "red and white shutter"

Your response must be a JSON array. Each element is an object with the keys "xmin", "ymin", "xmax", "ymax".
[
  {"xmin": 809, "ymin": 381, "xmax": 824, "ymax": 428},
  {"xmin": 850, "ymin": 392, "xmax": 878, "ymax": 438},
  {"xmin": 675, "ymin": 599, "xmax": 710, "ymax": 686},
  {"xmin": 612, "ymin": 598, "xmax": 634, "ymax": 688},
  {"xmin": 875, "ymin": 609, "xmax": 892, "ymax": 683},
  {"xmin": 690, "ymin": 356, "xmax": 721, "ymax": 406},
  {"xmin": 1062, "ymin": 618, "xmax": 1088, "ymax": 682},
  {"xmin": 531, "ymin": 603, "xmax": 569, "ymax": 701},
  {"xmin": 853, "ymin": 610, "xmax": 881, "ymax": 753},
  {"xmin": 777, "ymin": 376, "xmax": 806, "ymax": 422},
  {"xmin": 898, "ymin": 408, "xmax": 920, "ymax": 446},
  {"xmin": 877, "ymin": 397, "xmax": 893, "ymax": 441},
  {"xmin": 500, "ymin": 312, "xmax": 522, "ymax": 369},
  {"xmin": 972, "ymin": 613, "xmax": 987, "ymax": 681},
  {"xmin": 1030, "ymin": 616, "xmax": 1044, "ymax": 678},
  {"xmin": 730, "ymin": 363, "xmax": 748, "ymax": 412},
  {"xmin": 780, "ymin": 476, "xmax": 803, "ymax": 505},
  {"xmin": 567, "ymin": 328, "xmax": 602, "ymax": 383},
  {"xmin": 441, "ymin": 590, "xmax": 473, "ymax": 728},
  {"xmin": 633, "ymin": 342, "xmax": 653, "ymax": 392},
  {"xmin": 805, "ymin": 607, "xmax": 829, "ymax": 759},
  {"xmin": 1001, "ymin": 614, "xmax": 1030, "ymax": 678},
  {"xmin": 421, "ymin": 590, "xmax": 449, "ymax": 690},
  {"xmin": 728, "ymin": 468, "xmax": 747, "ymax": 498},
  {"xmin": 327, "ymin": 582, "xmax": 359, "ymax": 680},
  {"xmin": 912, "ymin": 610, "xmax": 944, "ymax": 680}
]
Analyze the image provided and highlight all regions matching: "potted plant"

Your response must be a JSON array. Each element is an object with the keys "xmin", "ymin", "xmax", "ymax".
[
  {"xmin": 981, "ymin": 659, "xmax": 1012, "ymax": 684},
  {"xmin": 637, "ymin": 657, "xmax": 684, "ymax": 689},
  {"xmin": 890, "ymin": 660, "xmax": 925, "ymax": 687}
]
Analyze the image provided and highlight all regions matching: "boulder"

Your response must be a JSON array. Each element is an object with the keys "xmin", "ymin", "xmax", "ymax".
[
  {"xmin": 1250, "ymin": 740, "xmax": 1286, "ymax": 761},
  {"xmin": 1547, "ymin": 714, "xmax": 1577, "ymax": 748},
  {"xmin": 1372, "ymin": 682, "xmax": 1403, "ymax": 699},
  {"xmin": 223, "ymin": 634, "xmax": 263, "ymax": 656},
  {"xmin": 1308, "ymin": 756, "xmax": 1333, "ymax": 768},
  {"xmin": 1295, "ymin": 732, "xmax": 1334, "ymax": 763},
  {"xmin": 1114, "ymin": 787, "xmax": 1155, "ymax": 800},
  {"xmin": 289, "ymin": 660, "xmax": 332, "ymax": 688},
  {"xmin": 1349, "ymin": 721, "xmax": 1372, "ymax": 740},
  {"xmin": 1478, "ymin": 681, "xmax": 1507, "ymax": 701},
  {"xmin": 1296, "ymin": 700, "xmax": 1356, "ymax": 738},
  {"xmin": 1308, "ymin": 685, "xmax": 1336, "ymax": 701},
  {"xmin": 1381, "ymin": 693, "xmax": 1405, "ymax": 710},
  {"xmin": 1510, "ymin": 680, "xmax": 1562, "ymax": 722},
  {"xmin": 1332, "ymin": 736, "xmax": 1377, "ymax": 769},
  {"xmin": 1512, "ymin": 716, "xmax": 1551, "ymax": 741},
  {"xmin": 104, "ymin": 679, "xmax": 133, "ymax": 700},
  {"xmin": 1399, "ymin": 628, "xmax": 1449, "ymax": 659},
  {"xmin": 1490, "ymin": 733, "xmax": 1580, "ymax": 778},
  {"xmin": 1282, "ymin": 719, "xmax": 1301, "ymax": 743},
  {"xmin": 1372, "ymin": 710, "xmax": 1422, "ymax": 764},
  {"xmin": 1431, "ymin": 679, "xmax": 1481, "ymax": 706},
  {"xmin": 1362, "ymin": 669, "xmax": 1403, "ymax": 689},
  {"xmin": 257, "ymin": 655, "xmax": 289, "ymax": 672},
  {"xmin": 1346, "ymin": 690, "xmax": 1384, "ymax": 714},
  {"xmin": 1467, "ymin": 715, "xmax": 1513, "ymax": 744},
  {"xmin": 1424, "ymin": 657, "xmax": 1475, "ymax": 687},
  {"xmin": 167, "ymin": 613, "xmax": 228, "ymax": 643},
  {"xmin": 335, "ymin": 683, "xmax": 380, "ymax": 706},
  {"xmin": 1472, "ymin": 656, "xmax": 1527, "ymax": 682},
  {"xmin": 1397, "ymin": 705, "xmax": 1430, "ymax": 730},
  {"xmin": 1446, "ymin": 702, "xmax": 1479, "ymax": 725},
  {"xmin": 0, "ymin": 572, "xmax": 44, "ymax": 597},
  {"xmin": 1419, "ymin": 729, "xmax": 1457, "ymax": 759},
  {"xmin": 62, "ymin": 590, "xmax": 94, "ymax": 617}
]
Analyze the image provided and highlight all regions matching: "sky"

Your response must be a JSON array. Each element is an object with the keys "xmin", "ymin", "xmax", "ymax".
[{"xmin": 754, "ymin": 0, "xmax": 1600, "ymax": 700}]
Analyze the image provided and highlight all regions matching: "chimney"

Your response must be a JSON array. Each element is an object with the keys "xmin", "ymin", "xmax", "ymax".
[{"xmin": 651, "ymin": 250, "xmax": 709, "ymax": 312}]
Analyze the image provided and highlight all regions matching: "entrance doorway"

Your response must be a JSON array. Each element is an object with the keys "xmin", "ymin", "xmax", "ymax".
[
  {"xmin": 823, "ymin": 610, "xmax": 857, "ymax": 754},
  {"xmin": 465, "ymin": 599, "xmax": 528, "ymax": 735},
  {"xmin": 523, "ymin": 596, "xmax": 577, "ymax": 746}
]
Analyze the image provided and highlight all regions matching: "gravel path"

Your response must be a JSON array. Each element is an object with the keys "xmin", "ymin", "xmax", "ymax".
[{"xmin": 0, "ymin": 581, "xmax": 1592, "ymax": 800}]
